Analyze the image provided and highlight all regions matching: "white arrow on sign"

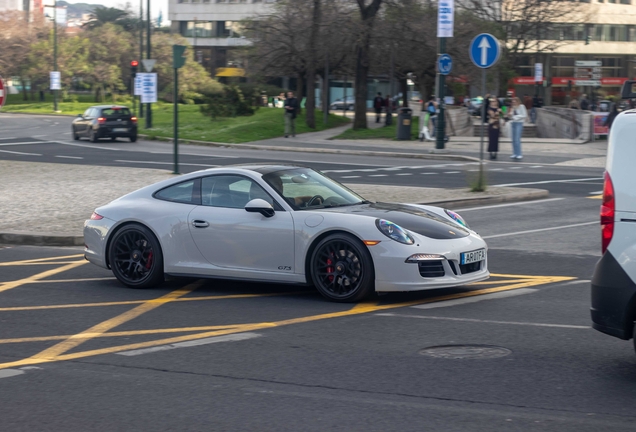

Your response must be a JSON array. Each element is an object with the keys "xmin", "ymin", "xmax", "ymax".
[
  {"xmin": 478, "ymin": 36, "xmax": 490, "ymax": 67},
  {"xmin": 142, "ymin": 59, "xmax": 156, "ymax": 72}
]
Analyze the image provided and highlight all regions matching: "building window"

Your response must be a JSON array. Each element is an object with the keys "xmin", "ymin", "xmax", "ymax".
[{"xmin": 180, "ymin": 21, "xmax": 216, "ymax": 38}]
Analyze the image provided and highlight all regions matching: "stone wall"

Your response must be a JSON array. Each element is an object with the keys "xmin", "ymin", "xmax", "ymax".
[{"xmin": 535, "ymin": 107, "xmax": 593, "ymax": 141}]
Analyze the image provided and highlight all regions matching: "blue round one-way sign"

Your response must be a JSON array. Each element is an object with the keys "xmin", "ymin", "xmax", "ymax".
[
  {"xmin": 469, "ymin": 33, "xmax": 501, "ymax": 69},
  {"xmin": 438, "ymin": 54, "xmax": 452, "ymax": 75}
]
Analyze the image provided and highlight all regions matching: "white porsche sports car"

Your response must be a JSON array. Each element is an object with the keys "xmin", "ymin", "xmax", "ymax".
[{"xmin": 84, "ymin": 165, "xmax": 489, "ymax": 302}]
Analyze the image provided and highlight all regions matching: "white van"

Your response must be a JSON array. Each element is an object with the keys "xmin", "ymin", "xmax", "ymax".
[{"xmin": 591, "ymin": 81, "xmax": 636, "ymax": 352}]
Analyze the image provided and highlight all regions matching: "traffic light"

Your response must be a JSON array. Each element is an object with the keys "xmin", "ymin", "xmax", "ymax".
[{"xmin": 130, "ymin": 60, "xmax": 139, "ymax": 76}]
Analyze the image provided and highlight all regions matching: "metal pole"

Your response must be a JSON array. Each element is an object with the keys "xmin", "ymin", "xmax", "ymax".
[
  {"xmin": 146, "ymin": 0, "xmax": 152, "ymax": 129},
  {"xmin": 343, "ymin": 75, "xmax": 347, "ymax": 118},
  {"xmin": 323, "ymin": 52, "xmax": 329, "ymax": 125},
  {"xmin": 53, "ymin": 0, "xmax": 58, "ymax": 112},
  {"xmin": 436, "ymin": 37, "xmax": 446, "ymax": 149},
  {"xmin": 478, "ymin": 68, "xmax": 486, "ymax": 189},
  {"xmin": 139, "ymin": 0, "xmax": 144, "ymax": 118},
  {"xmin": 173, "ymin": 67, "xmax": 179, "ymax": 175},
  {"xmin": 386, "ymin": 48, "xmax": 394, "ymax": 126}
]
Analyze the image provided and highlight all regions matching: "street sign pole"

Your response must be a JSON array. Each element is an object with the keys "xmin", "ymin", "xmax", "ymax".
[
  {"xmin": 139, "ymin": 0, "xmax": 144, "ymax": 118},
  {"xmin": 435, "ymin": 0, "xmax": 454, "ymax": 150},
  {"xmin": 436, "ymin": 37, "xmax": 446, "ymax": 150},
  {"xmin": 469, "ymin": 33, "xmax": 501, "ymax": 191}
]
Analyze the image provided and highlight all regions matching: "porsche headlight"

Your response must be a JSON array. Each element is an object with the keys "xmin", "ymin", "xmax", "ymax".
[
  {"xmin": 445, "ymin": 209, "xmax": 469, "ymax": 229},
  {"xmin": 375, "ymin": 219, "xmax": 414, "ymax": 245}
]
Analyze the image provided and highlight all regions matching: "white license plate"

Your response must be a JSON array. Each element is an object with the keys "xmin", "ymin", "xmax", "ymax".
[
  {"xmin": 113, "ymin": 128, "xmax": 127, "ymax": 132},
  {"xmin": 461, "ymin": 249, "xmax": 486, "ymax": 265}
]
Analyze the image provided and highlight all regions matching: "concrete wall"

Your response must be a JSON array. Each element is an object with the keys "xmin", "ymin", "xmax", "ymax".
[
  {"xmin": 447, "ymin": 107, "xmax": 473, "ymax": 137},
  {"xmin": 535, "ymin": 107, "xmax": 593, "ymax": 141}
]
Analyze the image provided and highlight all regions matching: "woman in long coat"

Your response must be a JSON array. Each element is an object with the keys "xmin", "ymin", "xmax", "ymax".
[{"xmin": 487, "ymin": 98, "xmax": 502, "ymax": 160}]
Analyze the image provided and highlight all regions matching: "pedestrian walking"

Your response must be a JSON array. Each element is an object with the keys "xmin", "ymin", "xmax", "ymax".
[
  {"xmin": 507, "ymin": 97, "xmax": 527, "ymax": 160},
  {"xmin": 426, "ymin": 96, "xmax": 438, "ymax": 135},
  {"xmin": 531, "ymin": 94, "xmax": 541, "ymax": 123},
  {"xmin": 373, "ymin": 92, "xmax": 384, "ymax": 123},
  {"xmin": 580, "ymin": 94, "xmax": 590, "ymax": 111},
  {"xmin": 384, "ymin": 93, "xmax": 393, "ymax": 125},
  {"xmin": 604, "ymin": 104, "xmax": 620, "ymax": 132},
  {"xmin": 487, "ymin": 98, "xmax": 502, "ymax": 160},
  {"xmin": 283, "ymin": 91, "xmax": 298, "ymax": 138}
]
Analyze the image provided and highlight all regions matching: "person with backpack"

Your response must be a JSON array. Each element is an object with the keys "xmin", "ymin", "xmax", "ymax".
[{"xmin": 373, "ymin": 92, "xmax": 384, "ymax": 123}]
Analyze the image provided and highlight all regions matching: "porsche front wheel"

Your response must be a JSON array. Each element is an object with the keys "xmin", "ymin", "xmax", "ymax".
[
  {"xmin": 109, "ymin": 224, "xmax": 164, "ymax": 289},
  {"xmin": 310, "ymin": 233, "xmax": 374, "ymax": 302}
]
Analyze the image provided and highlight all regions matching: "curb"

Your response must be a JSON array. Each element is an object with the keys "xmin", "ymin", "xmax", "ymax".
[
  {"xmin": 0, "ymin": 111, "xmax": 76, "ymax": 117},
  {"xmin": 138, "ymin": 134, "xmax": 480, "ymax": 162},
  {"xmin": 0, "ymin": 189, "xmax": 548, "ymax": 247}
]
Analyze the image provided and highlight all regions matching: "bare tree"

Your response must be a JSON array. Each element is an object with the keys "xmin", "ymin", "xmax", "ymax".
[{"xmin": 305, "ymin": 0, "xmax": 321, "ymax": 128}]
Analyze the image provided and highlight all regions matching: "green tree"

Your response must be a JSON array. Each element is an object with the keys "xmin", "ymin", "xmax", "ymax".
[{"xmin": 83, "ymin": 7, "xmax": 130, "ymax": 30}]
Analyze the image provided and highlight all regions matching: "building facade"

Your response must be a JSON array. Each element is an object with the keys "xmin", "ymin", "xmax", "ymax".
[
  {"xmin": 512, "ymin": 0, "xmax": 636, "ymax": 105},
  {"xmin": 168, "ymin": 0, "xmax": 277, "ymax": 77}
]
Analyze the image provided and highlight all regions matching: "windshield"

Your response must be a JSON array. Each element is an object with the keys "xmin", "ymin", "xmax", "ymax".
[{"xmin": 262, "ymin": 168, "xmax": 366, "ymax": 210}]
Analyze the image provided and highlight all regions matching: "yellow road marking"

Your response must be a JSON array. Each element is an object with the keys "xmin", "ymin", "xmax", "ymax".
[
  {"xmin": 0, "ymin": 260, "xmax": 87, "ymax": 294},
  {"xmin": 0, "ymin": 262, "xmax": 88, "ymax": 266},
  {"xmin": 27, "ymin": 282, "xmax": 201, "ymax": 362},
  {"xmin": 0, "ymin": 291, "xmax": 311, "ymax": 312},
  {"xmin": 0, "ymin": 274, "xmax": 574, "ymax": 370},
  {"xmin": 0, "ymin": 254, "xmax": 84, "ymax": 266},
  {"xmin": 29, "ymin": 277, "xmax": 116, "ymax": 284},
  {"xmin": 588, "ymin": 194, "xmax": 602, "ymax": 200}
]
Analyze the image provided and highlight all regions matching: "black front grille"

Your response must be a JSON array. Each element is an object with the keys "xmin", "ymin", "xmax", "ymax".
[
  {"xmin": 460, "ymin": 262, "xmax": 481, "ymax": 275},
  {"xmin": 418, "ymin": 260, "xmax": 445, "ymax": 278}
]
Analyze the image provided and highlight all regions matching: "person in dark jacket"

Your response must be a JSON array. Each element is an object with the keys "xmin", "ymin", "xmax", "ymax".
[
  {"xmin": 487, "ymin": 98, "xmax": 502, "ymax": 160},
  {"xmin": 373, "ymin": 92, "xmax": 384, "ymax": 123},
  {"xmin": 605, "ymin": 104, "xmax": 619, "ymax": 132},
  {"xmin": 284, "ymin": 91, "xmax": 298, "ymax": 138}
]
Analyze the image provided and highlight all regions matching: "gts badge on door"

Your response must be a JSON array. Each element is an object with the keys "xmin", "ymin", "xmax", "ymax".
[{"xmin": 278, "ymin": 266, "xmax": 292, "ymax": 271}]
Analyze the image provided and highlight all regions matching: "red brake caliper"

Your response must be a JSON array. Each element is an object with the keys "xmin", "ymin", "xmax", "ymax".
[
  {"xmin": 145, "ymin": 250, "xmax": 153, "ymax": 270},
  {"xmin": 326, "ymin": 253, "xmax": 334, "ymax": 283}
]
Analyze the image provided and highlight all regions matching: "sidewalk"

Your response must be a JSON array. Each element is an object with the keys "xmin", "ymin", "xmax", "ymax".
[{"xmin": 0, "ymin": 160, "xmax": 547, "ymax": 246}]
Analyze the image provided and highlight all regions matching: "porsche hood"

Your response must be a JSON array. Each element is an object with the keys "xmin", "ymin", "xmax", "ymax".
[{"xmin": 321, "ymin": 202, "xmax": 469, "ymax": 240}]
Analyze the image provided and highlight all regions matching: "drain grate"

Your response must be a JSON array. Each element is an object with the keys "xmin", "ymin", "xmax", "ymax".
[{"xmin": 419, "ymin": 344, "xmax": 512, "ymax": 359}]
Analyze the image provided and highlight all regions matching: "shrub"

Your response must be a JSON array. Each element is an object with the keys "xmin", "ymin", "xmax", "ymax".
[{"xmin": 200, "ymin": 85, "xmax": 256, "ymax": 119}]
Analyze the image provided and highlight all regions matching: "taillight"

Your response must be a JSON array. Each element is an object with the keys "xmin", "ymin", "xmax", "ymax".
[
  {"xmin": 97, "ymin": 117, "xmax": 106, "ymax": 124},
  {"xmin": 90, "ymin": 212, "xmax": 104, "ymax": 220},
  {"xmin": 131, "ymin": 116, "xmax": 138, "ymax": 124},
  {"xmin": 601, "ymin": 171, "xmax": 615, "ymax": 254}
]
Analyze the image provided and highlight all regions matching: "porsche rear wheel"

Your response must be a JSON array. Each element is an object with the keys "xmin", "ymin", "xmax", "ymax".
[
  {"xmin": 310, "ymin": 233, "xmax": 374, "ymax": 302},
  {"xmin": 109, "ymin": 224, "xmax": 164, "ymax": 289}
]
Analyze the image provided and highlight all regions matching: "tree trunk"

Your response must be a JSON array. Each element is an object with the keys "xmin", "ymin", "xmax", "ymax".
[
  {"xmin": 296, "ymin": 71, "xmax": 305, "ymax": 114},
  {"xmin": 21, "ymin": 77, "xmax": 28, "ymax": 101},
  {"xmin": 305, "ymin": 0, "xmax": 321, "ymax": 129},
  {"xmin": 353, "ymin": 0, "xmax": 383, "ymax": 130},
  {"xmin": 400, "ymin": 78, "xmax": 408, "ymax": 108}
]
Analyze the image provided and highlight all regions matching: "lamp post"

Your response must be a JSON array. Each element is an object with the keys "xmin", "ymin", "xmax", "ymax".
[
  {"xmin": 146, "ymin": 0, "xmax": 152, "ymax": 129},
  {"xmin": 53, "ymin": 0, "xmax": 58, "ymax": 112}
]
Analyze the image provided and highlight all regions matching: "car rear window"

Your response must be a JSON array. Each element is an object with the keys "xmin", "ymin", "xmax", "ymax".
[{"xmin": 101, "ymin": 108, "xmax": 131, "ymax": 117}]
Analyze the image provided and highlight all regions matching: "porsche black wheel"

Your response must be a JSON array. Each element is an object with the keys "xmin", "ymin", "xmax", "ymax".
[
  {"xmin": 109, "ymin": 224, "xmax": 164, "ymax": 289},
  {"xmin": 310, "ymin": 233, "xmax": 374, "ymax": 302}
]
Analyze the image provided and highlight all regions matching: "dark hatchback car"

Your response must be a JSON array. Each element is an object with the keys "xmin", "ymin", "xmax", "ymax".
[{"xmin": 72, "ymin": 105, "xmax": 138, "ymax": 142}]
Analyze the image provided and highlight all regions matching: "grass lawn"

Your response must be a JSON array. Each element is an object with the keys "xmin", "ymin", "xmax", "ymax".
[
  {"xmin": 333, "ymin": 115, "xmax": 421, "ymax": 141},
  {"xmin": 1, "ymin": 94, "xmax": 350, "ymax": 144}
]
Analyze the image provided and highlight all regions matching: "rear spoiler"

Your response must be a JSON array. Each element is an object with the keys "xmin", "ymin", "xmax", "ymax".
[{"xmin": 621, "ymin": 80, "xmax": 636, "ymax": 99}]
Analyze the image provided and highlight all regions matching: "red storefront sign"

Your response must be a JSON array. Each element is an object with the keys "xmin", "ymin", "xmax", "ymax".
[
  {"xmin": 551, "ymin": 77, "xmax": 629, "ymax": 86},
  {"xmin": 512, "ymin": 77, "xmax": 545, "ymax": 85}
]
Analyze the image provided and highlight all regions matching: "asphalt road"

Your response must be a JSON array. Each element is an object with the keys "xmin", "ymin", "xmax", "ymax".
[{"xmin": 0, "ymin": 113, "xmax": 629, "ymax": 431}]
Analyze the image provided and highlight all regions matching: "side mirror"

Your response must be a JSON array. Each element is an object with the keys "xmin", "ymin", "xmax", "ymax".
[
  {"xmin": 77, "ymin": 114, "xmax": 83, "ymax": 118},
  {"xmin": 245, "ymin": 198, "xmax": 275, "ymax": 218},
  {"xmin": 621, "ymin": 80, "xmax": 636, "ymax": 99}
]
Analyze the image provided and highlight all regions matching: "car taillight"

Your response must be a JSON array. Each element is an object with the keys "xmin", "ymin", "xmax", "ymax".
[
  {"xmin": 97, "ymin": 117, "xmax": 106, "ymax": 124},
  {"xmin": 131, "ymin": 116, "xmax": 138, "ymax": 124},
  {"xmin": 600, "ymin": 171, "xmax": 615, "ymax": 254},
  {"xmin": 90, "ymin": 212, "xmax": 104, "ymax": 220}
]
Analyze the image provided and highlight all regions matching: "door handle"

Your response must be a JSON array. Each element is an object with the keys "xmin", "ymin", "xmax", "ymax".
[{"xmin": 192, "ymin": 220, "xmax": 209, "ymax": 228}]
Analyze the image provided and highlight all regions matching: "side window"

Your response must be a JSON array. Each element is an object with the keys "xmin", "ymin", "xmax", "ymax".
[
  {"xmin": 90, "ymin": 108, "xmax": 99, "ymax": 118},
  {"xmin": 83, "ymin": 108, "xmax": 92, "ymax": 117},
  {"xmin": 201, "ymin": 175, "xmax": 275, "ymax": 209},
  {"xmin": 154, "ymin": 179, "xmax": 199, "ymax": 204}
]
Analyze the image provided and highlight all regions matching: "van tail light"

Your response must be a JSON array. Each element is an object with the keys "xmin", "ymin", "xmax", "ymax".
[
  {"xmin": 600, "ymin": 171, "xmax": 615, "ymax": 254},
  {"xmin": 131, "ymin": 116, "xmax": 138, "ymax": 124},
  {"xmin": 97, "ymin": 117, "xmax": 106, "ymax": 125}
]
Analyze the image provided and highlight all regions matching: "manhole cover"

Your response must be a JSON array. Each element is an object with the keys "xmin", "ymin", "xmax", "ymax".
[{"xmin": 419, "ymin": 344, "xmax": 512, "ymax": 359}]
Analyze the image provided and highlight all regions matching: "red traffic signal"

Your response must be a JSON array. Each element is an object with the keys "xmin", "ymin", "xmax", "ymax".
[{"xmin": 131, "ymin": 60, "xmax": 139, "ymax": 67}]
